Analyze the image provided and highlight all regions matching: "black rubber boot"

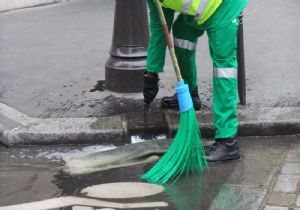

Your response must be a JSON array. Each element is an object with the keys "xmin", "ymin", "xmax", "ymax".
[
  {"xmin": 206, "ymin": 136, "xmax": 240, "ymax": 162},
  {"xmin": 161, "ymin": 88, "xmax": 201, "ymax": 110}
]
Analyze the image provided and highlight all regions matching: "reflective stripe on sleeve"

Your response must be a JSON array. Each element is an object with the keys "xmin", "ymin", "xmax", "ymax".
[
  {"xmin": 213, "ymin": 67, "xmax": 237, "ymax": 78},
  {"xmin": 183, "ymin": 0, "xmax": 192, "ymax": 13},
  {"xmin": 195, "ymin": 0, "xmax": 209, "ymax": 19},
  {"xmin": 174, "ymin": 38, "xmax": 197, "ymax": 50}
]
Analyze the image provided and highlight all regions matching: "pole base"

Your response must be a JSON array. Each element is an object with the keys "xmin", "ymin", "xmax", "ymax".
[{"xmin": 105, "ymin": 56, "xmax": 146, "ymax": 93}]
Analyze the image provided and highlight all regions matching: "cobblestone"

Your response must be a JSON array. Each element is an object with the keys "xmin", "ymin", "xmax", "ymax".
[
  {"xmin": 286, "ymin": 148, "xmax": 300, "ymax": 162},
  {"xmin": 264, "ymin": 206, "xmax": 288, "ymax": 210},
  {"xmin": 266, "ymin": 191, "xmax": 296, "ymax": 206},
  {"xmin": 273, "ymin": 175, "xmax": 300, "ymax": 193},
  {"xmin": 281, "ymin": 163, "xmax": 300, "ymax": 175},
  {"xmin": 297, "ymin": 195, "xmax": 300, "ymax": 207}
]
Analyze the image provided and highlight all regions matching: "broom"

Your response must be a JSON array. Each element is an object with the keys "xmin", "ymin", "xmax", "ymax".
[{"xmin": 141, "ymin": 0, "xmax": 208, "ymax": 184}]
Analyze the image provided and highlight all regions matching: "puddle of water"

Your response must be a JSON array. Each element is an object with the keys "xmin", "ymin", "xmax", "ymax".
[
  {"xmin": 2, "ymin": 136, "xmax": 300, "ymax": 209},
  {"xmin": 36, "ymin": 145, "xmax": 116, "ymax": 163},
  {"xmin": 1, "ymin": 144, "xmax": 116, "ymax": 164}
]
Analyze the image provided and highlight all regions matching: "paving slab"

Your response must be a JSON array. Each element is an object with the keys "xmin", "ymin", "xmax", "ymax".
[
  {"xmin": 264, "ymin": 206, "xmax": 289, "ymax": 210},
  {"xmin": 210, "ymin": 184, "xmax": 266, "ymax": 210},
  {"xmin": 281, "ymin": 163, "xmax": 300, "ymax": 175},
  {"xmin": 297, "ymin": 195, "xmax": 300, "ymax": 207},
  {"xmin": 273, "ymin": 175, "xmax": 300, "ymax": 193},
  {"xmin": 286, "ymin": 147, "xmax": 300, "ymax": 163},
  {"xmin": 267, "ymin": 192, "xmax": 296, "ymax": 207},
  {"xmin": 225, "ymin": 138, "xmax": 288, "ymax": 187}
]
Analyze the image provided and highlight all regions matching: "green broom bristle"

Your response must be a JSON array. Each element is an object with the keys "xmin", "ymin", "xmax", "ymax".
[{"xmin": 141, "ymin": 108, "xmax": 208, "ymax": 184}]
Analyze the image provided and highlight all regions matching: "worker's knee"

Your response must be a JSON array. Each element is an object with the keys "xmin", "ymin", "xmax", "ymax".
[
  {"xmin": 212, "ymin": 56, "xmax": 238, "ymax": 68},
  {"xmin": 208, "ymin": 20, "xmax": 239, "ymax": 66}
]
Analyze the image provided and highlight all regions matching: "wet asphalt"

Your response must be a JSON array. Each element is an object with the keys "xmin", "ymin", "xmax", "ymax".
[{"xmin": 1, "ymin": 135, "xmax": 300, "ymax": 209}]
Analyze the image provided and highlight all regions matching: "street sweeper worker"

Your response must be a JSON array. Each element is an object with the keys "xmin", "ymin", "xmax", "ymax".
[{"xmin": 143, "ymin": 0, "xmax": 248, "ymax": 162}]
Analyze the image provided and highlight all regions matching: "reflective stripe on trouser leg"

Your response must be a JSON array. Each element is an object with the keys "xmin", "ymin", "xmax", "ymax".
[
  {"xmin": 172, "ymin": 15, "xmax": 204, "ymax": 92},
  {"xmin": 208, "ymin": 17, "xmax": 240, "ymax": 138},
  {"xmin": 213, "ymin": 69, "xmax": 238, "ymax": 138}
]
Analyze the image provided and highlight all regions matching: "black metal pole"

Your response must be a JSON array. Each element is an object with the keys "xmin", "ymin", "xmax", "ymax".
[
  {"xmin": 105, "ymin": 0, "xmax": 149, "ymax": 93},
  {"xmin": 237, "ymin": 13, "xmax": 246, "ymax": 105}
]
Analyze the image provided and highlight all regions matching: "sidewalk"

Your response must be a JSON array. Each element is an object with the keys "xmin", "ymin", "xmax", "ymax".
[{"xmin": 0, "ymin": 0, "xmax": 300, "ymax": 145}]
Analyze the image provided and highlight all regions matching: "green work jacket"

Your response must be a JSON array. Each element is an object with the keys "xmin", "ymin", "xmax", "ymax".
[{"xmin": 161, "ymin": 0, "xmax": 222, "ymax": 24}]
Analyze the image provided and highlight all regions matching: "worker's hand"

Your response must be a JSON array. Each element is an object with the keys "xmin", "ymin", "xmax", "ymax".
[{"xmin": 143, "ymin": 71, "xmax": 159, "ymax": 106}]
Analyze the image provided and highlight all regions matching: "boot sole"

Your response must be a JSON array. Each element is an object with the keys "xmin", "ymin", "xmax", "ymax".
[{"xmin": 206, "ymin": 154, "xmax": 241, "ymax": 163}]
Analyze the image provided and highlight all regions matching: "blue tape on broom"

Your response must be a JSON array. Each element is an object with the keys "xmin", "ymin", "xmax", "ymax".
[{"xmin": 176, "ymin": 80, "xmax": 193, "ymax": 112}]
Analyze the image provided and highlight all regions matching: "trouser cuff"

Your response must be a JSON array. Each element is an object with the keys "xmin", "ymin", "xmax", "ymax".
[{"xmin": 215, "ymin": 128, "xmax": 238, "ymax": 139}]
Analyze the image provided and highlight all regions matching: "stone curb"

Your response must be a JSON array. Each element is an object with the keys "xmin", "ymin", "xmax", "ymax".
[
  {"xmin": 165, "ymin": 107, "xmax": 300, "ymax": 138},
  {"xmin": 0, "ymin": 102, "xmax": 300, "ymax": 146}
]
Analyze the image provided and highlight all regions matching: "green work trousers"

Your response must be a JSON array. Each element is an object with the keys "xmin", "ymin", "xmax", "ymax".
[{"xmin": 146, "ymin": 0, "xmax": 246, "ymax": 138}]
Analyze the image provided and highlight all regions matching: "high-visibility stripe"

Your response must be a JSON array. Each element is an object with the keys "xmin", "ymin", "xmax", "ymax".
[
  {"xmin": 195, "ymin": 0, "xmax": 209, "ymax": 19},
  {"xmin": 183, "ymin": 0, "xmax": 192, "ymax": 13},
  {"xmin": 174, "ymin": 38, "xmax": 197, "ymax": 50},
  {"xmin": 213, "ymin": 67, "xmax": 237, "ymax": 78}
]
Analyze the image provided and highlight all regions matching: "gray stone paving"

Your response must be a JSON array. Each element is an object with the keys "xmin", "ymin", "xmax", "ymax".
[
  {"xmin": 263, "ymin": 142, "xmax": 300, "ymax": 210},
  {"xmin": 281, "ymin": 163, "xmax": 300, "ymax": 175},
  {"xmin": 210, "ymin": 184, "xmax": 266, "ymax": 210},
  {"xmin": 286, "ymin": 149, "xmax": 300, "ymax": 162},
  {"xmin": 0, "ymin": 136, "xmax": 300, "ymax": 209},
  {"xmin": 297, "ymin": 195, "xmax": 300, "ymax": 206},
  {"xmin": 264, "ymin": 206, "xmax": 288, "ymax": 210},
  {"xmin": 267, "ymin": 192, "xmax": 296, "ymax": 206},
  {"xmin": 274, "ymin": 175, "xmax": 300, "ymax": 193}
]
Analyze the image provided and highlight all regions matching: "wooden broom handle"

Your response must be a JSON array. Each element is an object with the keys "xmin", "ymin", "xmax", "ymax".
[{"xmin": 154, "ymin": 0, "xmax": 183, "ymax": 81}]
